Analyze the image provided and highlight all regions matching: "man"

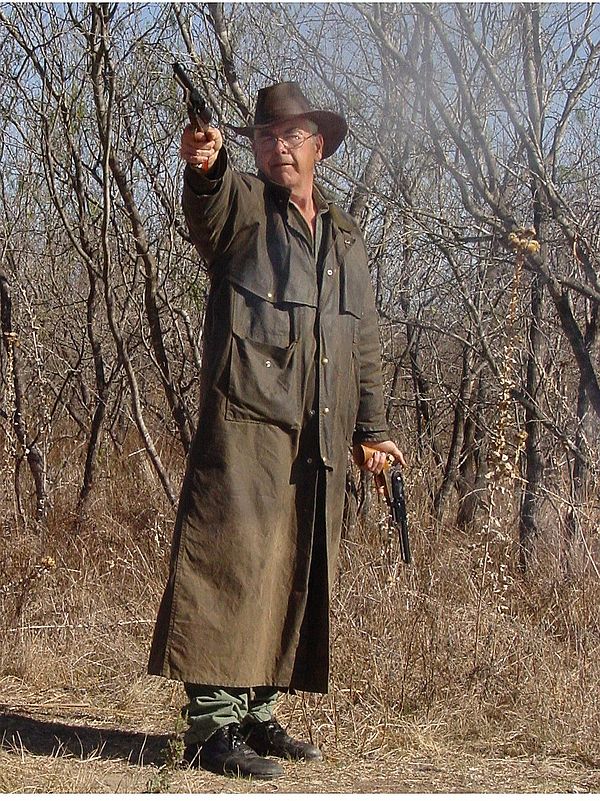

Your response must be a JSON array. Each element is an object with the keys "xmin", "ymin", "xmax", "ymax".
[{"xmin": 148, "ymin": 81, "xmax": 405, "ymax": 780}]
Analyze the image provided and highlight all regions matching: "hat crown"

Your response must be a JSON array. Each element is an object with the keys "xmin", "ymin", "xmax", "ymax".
[{"xmin": 253, "ymin": 82, "xmax": 313, "ymax": 127}]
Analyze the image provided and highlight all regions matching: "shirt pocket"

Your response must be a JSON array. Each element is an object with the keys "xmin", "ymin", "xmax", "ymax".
[{"xmin": 225, "ymin": 284, "xmax": 302, "ymax": 430}]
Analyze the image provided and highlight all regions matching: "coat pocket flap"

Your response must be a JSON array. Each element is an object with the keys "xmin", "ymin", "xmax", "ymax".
[
  {"xmin": 231, "ymin": 284, "xmax": 294, "ymax": 349},
  {"xmin": 340, "ymin": 261, "xmax": 365, "ymax": 319},
  {"xmin": 230, "ymin": 260, "xmax": 318, "ymax": 307}
]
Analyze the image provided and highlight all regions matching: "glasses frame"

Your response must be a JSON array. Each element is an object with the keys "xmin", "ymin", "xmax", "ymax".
[{"xmin": 254, "ymin": 130, "xmax": 318, "ymax": 152}]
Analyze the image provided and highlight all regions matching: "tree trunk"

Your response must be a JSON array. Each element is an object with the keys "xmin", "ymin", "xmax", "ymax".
[
  {"xmin": 518, "ymin": 8, "xmax": 546, "ymax": 570},
  {"xmin": 457, "ymin": 374, "xmax": 489, "ymax": 533},
  {"xmin": 519, "ymin": 271, "xmax": 545, "ymax": 569},
  {"xmin": 0, "ymin": 261, "xmax": 47, "ymax": 523},
  {"xmin": 434, "ymin": 340, "xmax": 475, "ymax": 520},
  {"xmin": 564, "ymin": 305, "xmax": 598, "ymax": 572}
]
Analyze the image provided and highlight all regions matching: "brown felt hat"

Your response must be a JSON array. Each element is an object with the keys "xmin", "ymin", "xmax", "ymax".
[{"xmin": 230, "ymin": 81, "xmax": 348, "ymax": 158}]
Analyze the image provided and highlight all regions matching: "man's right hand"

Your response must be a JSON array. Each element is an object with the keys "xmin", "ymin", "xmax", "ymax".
[{"xmin": 180, "ymin": 124, "xmax": 223, "ymax": 172}]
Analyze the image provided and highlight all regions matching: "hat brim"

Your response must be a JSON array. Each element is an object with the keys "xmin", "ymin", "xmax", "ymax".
[{"xmin": 229, "ymin": 110, "xmax": 347, "ymax": 159}]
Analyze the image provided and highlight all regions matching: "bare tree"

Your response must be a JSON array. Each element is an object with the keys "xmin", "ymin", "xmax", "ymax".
[{"xmin": 0, "ymin": 1, "xmax": 598, "ymax": 575}]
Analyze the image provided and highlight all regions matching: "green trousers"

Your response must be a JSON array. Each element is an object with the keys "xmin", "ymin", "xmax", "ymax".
[{"xmin": 183, "ymin": 684, "xmax": 280, "ymax": 745}]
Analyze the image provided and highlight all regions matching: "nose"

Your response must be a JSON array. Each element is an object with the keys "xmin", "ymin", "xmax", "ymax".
[{"xmin": 273, "ymin": 136, "xmax": 288, "ymax": 152}]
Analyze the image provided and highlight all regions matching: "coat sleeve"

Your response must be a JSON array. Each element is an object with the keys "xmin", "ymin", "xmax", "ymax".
[
  {"xmin": 351, "ymin": 241, "xmax": 390, "ymax": 444},
  {"xmin": 181, "ymin": 149, "xmax": 254, "ymax": 270}
]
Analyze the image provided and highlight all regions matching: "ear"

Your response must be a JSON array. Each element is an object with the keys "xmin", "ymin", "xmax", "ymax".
[
  {"xmin": 314, "ymin": 133, "xmax": 324, "ymax": 162},
  {"xmin": 251, "ymin": 139, "xmax": 261, "ymax": 168}
]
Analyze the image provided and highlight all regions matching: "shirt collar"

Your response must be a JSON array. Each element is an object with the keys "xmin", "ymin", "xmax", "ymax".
[{"xmin": 258, "ymin": 170, "xmax": 332, "ymax": 213}]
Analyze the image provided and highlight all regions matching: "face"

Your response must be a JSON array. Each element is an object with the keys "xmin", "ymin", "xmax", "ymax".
[{"xmin": 253, "ymin": 117, "xmax": 324, "ymax": 195}]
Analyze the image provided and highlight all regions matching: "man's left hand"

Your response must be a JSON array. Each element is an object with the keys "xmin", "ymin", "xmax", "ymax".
[{"xmin": 360, "ymin": 440, "xmax": 407, "ymax": 474}]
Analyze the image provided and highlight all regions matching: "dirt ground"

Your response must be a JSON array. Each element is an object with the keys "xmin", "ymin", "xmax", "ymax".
[{"xmin": 1, "ymin": 692, "xmax": 599, "ymax": 794}]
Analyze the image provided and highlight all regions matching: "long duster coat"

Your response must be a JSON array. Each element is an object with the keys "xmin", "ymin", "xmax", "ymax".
[{"xmin": 148, "ymin": 150, "xmax": 388, "ymax": 693}]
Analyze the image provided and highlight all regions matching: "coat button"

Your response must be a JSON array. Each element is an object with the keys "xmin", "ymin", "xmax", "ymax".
[
  {"xmin": 326, "ymin": 269, "xmax": 333, "ymax": 276},
  {"xmin": 306, "ymin": 457, "xmax": 313, "ymax": 465},
  {"xmin": 323, "ymin": 407, "xmax": 330, "ymax": 414},
  {"xmin": 267, "ymin": 291, "xmax": 273, "ymax": 299},
  {"xmin": 321, "ymin": 356, "xmax": 329, "ymax": 365},
  {"xmin": 265, "ymin": 360, "xmax": 272, "ymax": 368}
]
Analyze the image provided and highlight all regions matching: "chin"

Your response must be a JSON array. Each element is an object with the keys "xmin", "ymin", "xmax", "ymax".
[
  {"xmin": 268, "ymin": 174, "xmax": 294, "ymax": 190},
  {"xmin": 269, "ymin": 165, "xmax": 295, "ymax": 180}
]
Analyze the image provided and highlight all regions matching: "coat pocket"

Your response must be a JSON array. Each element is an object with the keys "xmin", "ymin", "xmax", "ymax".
[
  {"xmin": 225, "ymin": 335, "xmax": 301, "ymax": 429},
  {"xmin": 225, "ymin": 284, "xmax": 302, "ymax": 429}
]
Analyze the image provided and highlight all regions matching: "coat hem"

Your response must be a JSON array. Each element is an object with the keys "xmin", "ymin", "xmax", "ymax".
[{"xmin": 147, "ymin": 663, "xmax": 328, "ymax": 695}]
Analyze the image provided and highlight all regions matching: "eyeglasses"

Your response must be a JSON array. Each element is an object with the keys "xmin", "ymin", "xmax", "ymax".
[{"xmin": 255, "ymin": 131, "xmax": 317, "ymax": 151}]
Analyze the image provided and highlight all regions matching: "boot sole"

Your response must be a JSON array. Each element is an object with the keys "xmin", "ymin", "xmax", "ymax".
[
  {"xmin": 250, "ymin": 745, "xmax": 323, "ymax": 762},
  {"xmin": 200, "ymin": 756, "xmax": 284, "ymax": 780}
]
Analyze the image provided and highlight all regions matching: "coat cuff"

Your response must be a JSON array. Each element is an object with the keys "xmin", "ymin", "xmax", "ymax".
[
  {"xmin": 183, "ymin": 148, "xmax": 228, "ymax": 195},
  {"xmin": 352, "ymin": 428, "xmax": 390, "ymax": 445}
]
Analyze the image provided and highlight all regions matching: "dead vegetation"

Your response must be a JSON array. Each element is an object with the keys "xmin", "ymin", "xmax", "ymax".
[{"xmin": 1, "ymin": 453, "xmax": 599, "ymax": 793}]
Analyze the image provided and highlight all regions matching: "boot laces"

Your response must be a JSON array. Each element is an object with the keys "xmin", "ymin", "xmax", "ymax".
[
  {"xmin": 227, "ymin": 722, "xmax": 256, "ymax": 754},
  {"xmin": 264, "ymin": 718, "xmax": 287, "ymax": 744}
]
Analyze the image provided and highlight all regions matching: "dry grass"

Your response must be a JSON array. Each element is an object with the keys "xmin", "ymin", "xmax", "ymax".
[{"xmin": 1, "ymin": 445, "xmax": 599, "ymax": 793}]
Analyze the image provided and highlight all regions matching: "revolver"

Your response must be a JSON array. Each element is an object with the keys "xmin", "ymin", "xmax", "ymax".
[
  {"xmin": 353, "ymin": 444, "xmax": 412, "ymax": 564},
  {"xmin": 173, "ymin": 62, "xmax": 213, "ymax": 131}
]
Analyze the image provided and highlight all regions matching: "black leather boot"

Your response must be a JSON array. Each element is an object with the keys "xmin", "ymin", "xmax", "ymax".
[
  {"xmin": 188, "ymin": 722, "xmax": 284, "ymax": 779},
  {"xmin": 241, "ymin": 718, "xmax": 323, "ymax": 762}
]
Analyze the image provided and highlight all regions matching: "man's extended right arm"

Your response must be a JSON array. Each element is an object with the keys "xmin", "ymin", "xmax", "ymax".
[{"xmin": 179, "ymin": 124, "xmax": 247, "ymax": 265}]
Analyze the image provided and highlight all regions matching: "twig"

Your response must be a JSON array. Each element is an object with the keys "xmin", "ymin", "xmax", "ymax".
[{"xmin": 5, "ymin": 619, "xmax": 154, "ymax": 633}]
